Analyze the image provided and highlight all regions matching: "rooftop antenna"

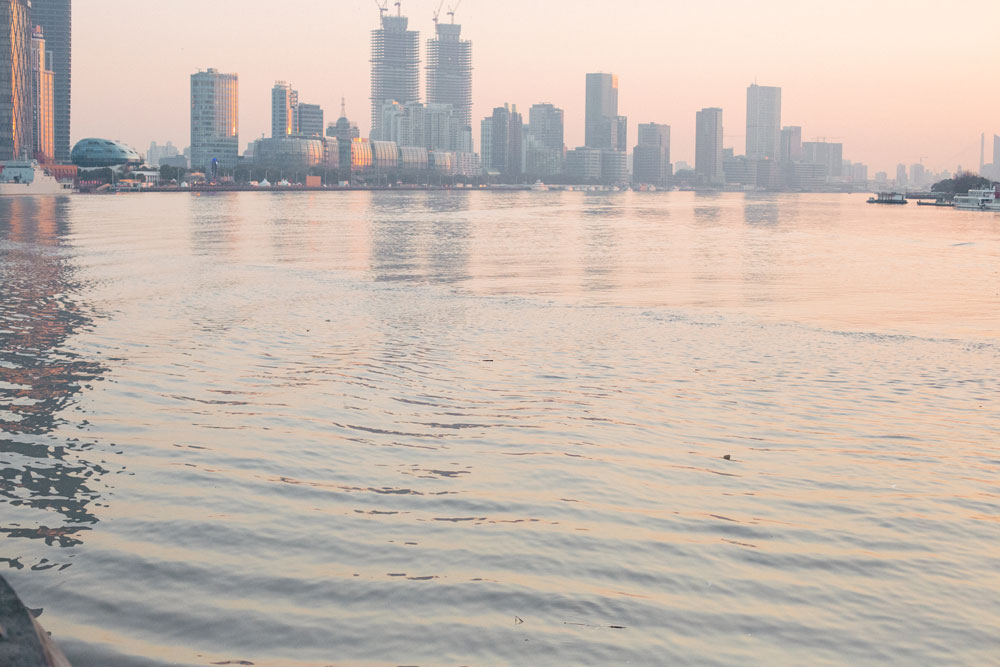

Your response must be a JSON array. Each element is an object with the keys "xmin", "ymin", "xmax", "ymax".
[
  {"xmin": 341, "ymin": 97, "xmax": 347, "ymax": 118},
  {"xmin": 433, "ymin": 0, "xmax": 445, "ymax": 25}
]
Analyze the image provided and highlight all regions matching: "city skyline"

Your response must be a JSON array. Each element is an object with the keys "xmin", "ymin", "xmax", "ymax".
[{"xmin": 75, "ymin": 0, "xmax": 998, "ymax": 173}]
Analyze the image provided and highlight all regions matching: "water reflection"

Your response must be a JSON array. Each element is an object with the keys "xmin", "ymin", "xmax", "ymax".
[
  {"xmin": 369, "ymin": 191, "xmax": 472, "ymax": 285},
  {"xmin": 743, "ymin": 194, "xmax": 780, "ymax": 226},
  {"xmin": 0, "ymin": 198, "xmax": 109, "ymax": 564}
]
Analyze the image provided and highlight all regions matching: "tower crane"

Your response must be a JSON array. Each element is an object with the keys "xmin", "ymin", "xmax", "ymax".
[
  {"xmin": 447, "ymin": 0, "xmax": 463, "ymax": 23},
  {"xmin": 433, "ymin": 0, "xmax": 445, "ymax": 25},
  {"xmin": 374, "ymin": 0, "xmax": 388, "ymax": 18}
]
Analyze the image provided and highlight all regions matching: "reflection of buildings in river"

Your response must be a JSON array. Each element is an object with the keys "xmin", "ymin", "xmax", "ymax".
[
  {"xmin": 740, "ymin": 195, "xmax": 788, "ymax": 305},
  {"xmin": 743, "ymin": 193, "xmax": 780, "ymax": 226},
  {"xmin": 579, "ymin": 193, "xmax": 622, "ymax": 294},
  {"xmin": 0, "ymin": 197, "xmax": 109, "ymax": 555},
  {"xmin": 368, "ymin": 191, "xmax": 472, "ymax": 285},
  {"xmin": 188, "ymin": 191, "xmax": 244, "ymax": 258},
  {"xmin": 424, "ymin": 191, "xmax": 471, "ymax": 284}
]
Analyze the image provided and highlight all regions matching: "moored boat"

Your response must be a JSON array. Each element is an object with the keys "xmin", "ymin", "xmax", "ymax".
[
  {"xmin": 0, "ymin": 161, "xmax": 74, "ymax": 196},
  {"xmin": 953, "ymin": 186, "xmax": 1000, "ymax": 211},
  {"xmin": 866, "ymin": 192, "xmax": 907, "ymax": 205}
]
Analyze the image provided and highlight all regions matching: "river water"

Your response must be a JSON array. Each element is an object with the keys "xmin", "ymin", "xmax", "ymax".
[{"xmin": 1, "ymin": 192, "xmax": 998, "ymax": 666}]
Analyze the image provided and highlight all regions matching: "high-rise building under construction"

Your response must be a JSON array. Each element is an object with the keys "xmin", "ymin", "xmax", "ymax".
[
  {"xmin": 426, "ymin": 15, "xmax": 471, "ymax": 143},
  {"xmin": 370, "ymin": 4, "xmax": 420, "ymax": 140}
]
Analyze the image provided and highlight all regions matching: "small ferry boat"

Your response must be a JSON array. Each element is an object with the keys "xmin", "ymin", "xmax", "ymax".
[
  {"xmin": 866, "ymin": 192, "xmax": 907, "ymax": 205},
  {"xmin": 0, "ymin": 161, "xmax": 74, "ymax": 196},
  {"xmin": 953, "ymin": 186, "xmax": 1000, "ymax": 211}
]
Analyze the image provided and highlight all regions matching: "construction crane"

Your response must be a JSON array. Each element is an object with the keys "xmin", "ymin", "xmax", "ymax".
[
  {"xmin": 395, "ymin": 1, "xmax": 402, "ymax": 16},
  {"xmin": 374, "ymin": 0, "xmax": 388, "ymax": 18},
  {"xmin": 434, "ymin": 0, "xmax": 461, "ymax": 24}
]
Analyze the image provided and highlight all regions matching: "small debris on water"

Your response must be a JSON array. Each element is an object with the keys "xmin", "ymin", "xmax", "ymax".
[
  {"xmin": 515, "ymin": 616, "xmax": 524, "ymax": 625},
  {"xmin": 723, "ymin": 454, "xmax": 732, "ymax": 460}
]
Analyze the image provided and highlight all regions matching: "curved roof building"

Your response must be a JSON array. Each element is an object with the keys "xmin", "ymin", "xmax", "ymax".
[{"xmin": 70, "ymin": 138, "xmax": 141, "ymax": 167}]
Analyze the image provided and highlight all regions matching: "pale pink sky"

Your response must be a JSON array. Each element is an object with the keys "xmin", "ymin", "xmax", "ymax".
[{"xmin": 77, "ymin": 0, "xmax": 999, "ymax": 173}]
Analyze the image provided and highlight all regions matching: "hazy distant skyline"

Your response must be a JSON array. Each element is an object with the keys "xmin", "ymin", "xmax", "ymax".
[{"xmin": 77, "ymin": 0, "xmax": 999, "ymax": 173}]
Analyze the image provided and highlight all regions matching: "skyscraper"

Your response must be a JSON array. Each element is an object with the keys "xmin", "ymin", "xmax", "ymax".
[
  {"xmin": 585, "ymin": 73, "xmax": 623, "ymax": 150},
  {"xmin": 480, "ymin": 104, "xmax": 522, "ymax": 181},
  {"xmin": 780, "ymin": 126, "xmax": 802, "ymax": 163},
  {"xmin": 370, "ymin": 7, "xmax": 420, "ymax": 140},
  {"xmin": 746, "ymin": 84, "xmax": 781, "ymax": 161},
  {"xmin": 633, "ymin": 123, "xmax": 671, "ymax": 186},
  {"xmin": 528, "ymin": 103, "xmax": 564, "ymax": 152},
  {"xmin": 29, "ymin": 0, "xmax": 70, "ymax": 162},
  {"xmin": 295, "ymin": 103, "xmax": 324, "ymax": 137},
  {"xmin": 30, "ymin": 27, "xmax": 54, "ymax": 161},
  {"xmin": 272, "ymin": 82, "xmax": 297, "ymax": 138},
  {"xmin": 190, "ymin": 68, "xmax": 238, "ymax": 171},
  {"xmin": 696, "ymin": 107, "xmax": 724, "ymax": 185},
  {"xmin": 803, "ymin": 141, "xmax": 843, "ymax": 182},
  {"xmin": 0, "ymin": 0, "xmax": 32, "ymax": 160},
  {"xmin": 994, "ymin": 134, "xmax": 1000, "ymax": 167},
  {"xmin": 427, "ymin": 18, "xmax": 471, "ymax": 141},
  {"xmin": 525, "ymin": 103, "xmax": 565, "ymax": 177}
]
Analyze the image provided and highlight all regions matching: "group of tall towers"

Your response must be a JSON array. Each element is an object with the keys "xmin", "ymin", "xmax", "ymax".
[
  {"xmin": 0, "ymin": 0, "xmax": 71, "ymax": 162},
  {"xmin": 370, "ymin": 1, "xmax": 472, "ymax": 143}
]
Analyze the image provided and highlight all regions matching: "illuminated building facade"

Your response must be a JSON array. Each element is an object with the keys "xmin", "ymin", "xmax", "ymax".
[
  {"xmin": 190, "ymin": 68, "xmax": 239, "ymax": 171},
  {"xmin": 271, "ymin": 82, "xmax": 297, "ymax": 138},
  {"xmin": 31, "ymin": 26, "xmax": 55, "ymax": 161},
  {"xmin": 0, "ymin": 0, "xmax": 32, "ymax": 160},
  {"xmin": 29, "ymin": 0, "xmax": 70, "ymax": 162}
]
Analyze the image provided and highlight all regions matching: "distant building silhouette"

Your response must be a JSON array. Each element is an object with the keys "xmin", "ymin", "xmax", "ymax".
[
  {"xmin": 296, "ymin": 103, "xmax": 324, "ymax": 137},
  {"xmin": 190, "ymin": 68, "xmax": 239, "ymax": 171},
  {"xmin": 695, "ymin": 107, "xmax": 724, "ymax": 185},
  {"xmin": 633, "ymin": 123, "xmax": 671, "ymax": 186},
  {"xmin": 585, "ymin": 73, "xmax": 626, "ymax": 151},
  {"xmin": 481, "ymin": 104, "xmax": 522, "ymax": 181},
  {"xmin": 746, "ymin": 84, "xmax": 781, "ymax": 161},
  {"xmin": 525, "ymin": 103, "xmax": 565, "ymax": 178},
  {"xmin": 780, "ymin": 126, "xmax": 802, "ymax": 163},
  {"xmin": 371, "ymin": 9, "xmax": 420, "ymax": 140},
  {"xmin": 803, "ymin": 141, "xmax": 843, "ymax": 182}
]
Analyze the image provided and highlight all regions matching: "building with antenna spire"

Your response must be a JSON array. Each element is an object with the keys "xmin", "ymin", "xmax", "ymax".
[
  {"xmin": 427, "ymin": 2, "xmax": 472, "ymax": 150},
  {"xmin": 370, "ymin": 1, "xmax": 420, "ymax": 140}
]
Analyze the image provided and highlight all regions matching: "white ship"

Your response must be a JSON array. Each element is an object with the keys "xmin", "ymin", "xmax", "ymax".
[
  {"xmin": 953, "ymin": 186, "xmax": 1000, "ymax": 211},
  {"xmin": 0, "ymin": 161, "xmax": 74, "ymax": 196}
]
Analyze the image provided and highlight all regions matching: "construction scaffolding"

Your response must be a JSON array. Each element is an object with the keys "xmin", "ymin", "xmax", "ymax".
[
  {"xmin": 426, "ymin": 21, "xmax": 472, "ymax": 133},
  {"xmin": 370, "ymin": 11, "xmax": 420, "ymax": 140}
]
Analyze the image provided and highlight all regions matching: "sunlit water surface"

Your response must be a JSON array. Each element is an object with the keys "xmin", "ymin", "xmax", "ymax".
[{"xmin": 1, "ymin": 192, "xmax": 998, "ymax": 666}]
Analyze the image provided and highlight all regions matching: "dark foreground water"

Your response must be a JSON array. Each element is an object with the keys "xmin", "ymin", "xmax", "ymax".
[{"xmin": 1, "ymin": 192, "xmax": 998, "ymax": 666}]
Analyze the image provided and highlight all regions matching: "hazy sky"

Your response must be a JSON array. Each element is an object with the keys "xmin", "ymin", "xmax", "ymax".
[{"xmin": 77, "ymin": 0, "xmax": 999, "ymax": 173}]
